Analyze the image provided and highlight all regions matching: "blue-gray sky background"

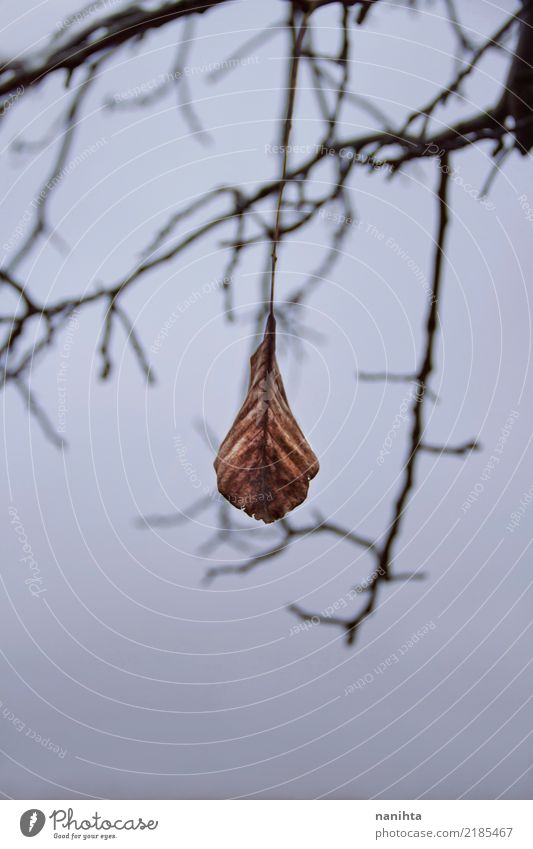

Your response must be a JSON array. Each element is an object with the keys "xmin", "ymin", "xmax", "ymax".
[{"xmin": 1, "ymin": 0, "xmax": 532, "ymax": 799}]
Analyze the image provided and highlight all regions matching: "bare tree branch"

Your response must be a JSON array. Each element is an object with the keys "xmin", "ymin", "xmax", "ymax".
[{"xmin": 1, "ymin": 0, "xmax": 526, "ymax": 647}]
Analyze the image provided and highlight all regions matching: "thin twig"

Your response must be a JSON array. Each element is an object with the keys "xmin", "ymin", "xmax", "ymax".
[{"xmin": 269, "ymin": 4, "xmax": 316, "ymax": 316}]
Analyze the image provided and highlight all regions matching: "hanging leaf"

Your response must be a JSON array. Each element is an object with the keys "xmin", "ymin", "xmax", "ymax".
[
  {"xmin": 213, "ymin": 9, "xmax": 319, "ymax": 524},
  {"xmin": 214, "ymin": 314, "xmax": 319, "ymax": 523}
]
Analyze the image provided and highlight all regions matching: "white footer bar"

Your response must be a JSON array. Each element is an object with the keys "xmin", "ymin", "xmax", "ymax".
[{"xmin": 2, "ymin": 800, "xmax": 531, "ymax": 848}]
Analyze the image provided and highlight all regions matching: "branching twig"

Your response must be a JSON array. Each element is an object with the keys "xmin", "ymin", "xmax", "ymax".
[{"xmin": 0, "ymin": 0, "xmax": 524, "ymax": 647}]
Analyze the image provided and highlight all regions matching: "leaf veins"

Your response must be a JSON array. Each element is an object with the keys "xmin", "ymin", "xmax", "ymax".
[{"xmin": 214, "ymin": 314, "xmax": 319, "ymax": 523}]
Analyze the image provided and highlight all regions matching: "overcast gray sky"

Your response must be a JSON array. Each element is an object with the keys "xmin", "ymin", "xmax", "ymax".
[{"xmin": 1, "ymin": 0, "xmax": 532, "ymax": 799}]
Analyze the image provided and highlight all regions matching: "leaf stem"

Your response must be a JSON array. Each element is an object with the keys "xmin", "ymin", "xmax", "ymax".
[{"xmin": 269, "ymin": 5, "xmax": 315, "ymax": 316}]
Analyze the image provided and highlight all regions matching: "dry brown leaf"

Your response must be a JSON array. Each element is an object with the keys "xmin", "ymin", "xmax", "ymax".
[{"xmin": 214, "ymin": 314, "xmax": 319, "ymax": 523}]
